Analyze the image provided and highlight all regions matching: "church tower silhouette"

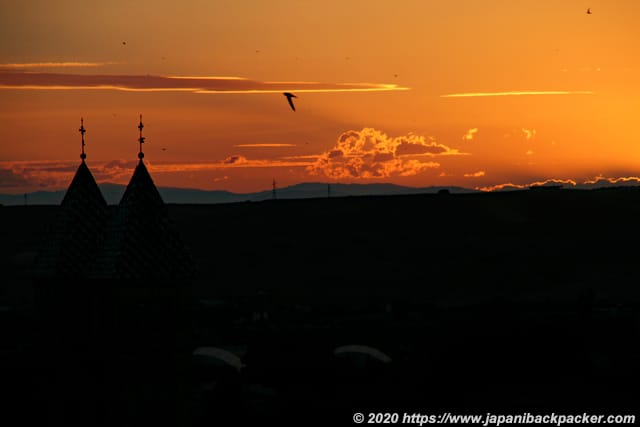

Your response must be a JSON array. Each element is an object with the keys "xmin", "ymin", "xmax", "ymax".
[
  {"xmin": 32, "ymin": 117, "xmax": 196, "ymax": 426},
  {"xmin": 32, "ymin": 118, "xmax": 110, "ymax": 280}
]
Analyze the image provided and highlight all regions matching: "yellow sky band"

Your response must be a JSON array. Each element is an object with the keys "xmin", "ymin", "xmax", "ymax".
[{"xmin": 441, "ymin": 91, "xmax": 594, "ymax": 97}]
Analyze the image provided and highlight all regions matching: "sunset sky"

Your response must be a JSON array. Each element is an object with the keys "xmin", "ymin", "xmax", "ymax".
[{"xmin": 1, "ymin": 0, "xmax": 639, "ymax": 194}]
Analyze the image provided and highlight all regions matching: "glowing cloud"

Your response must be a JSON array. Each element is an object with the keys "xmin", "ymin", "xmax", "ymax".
[
  {"xmin": 477, "ymin": 175, "xmax": 640, "ymax": 193},
  {"xmin": 583, "ymin": 175, "xmax": 640, "ymax": 185},
  {"xmin": 0, "ymin": 72, "xmax": 408, "ymax": 94},
  {"xmin": 463, "ymin": 171, "xmax": 485, "ymax": 178},
  {"xmin": 522, "ymin": 128, "xmax": 536, "ymax": 140},
  {"xmin": 463, "ymin": 128, "xmax": 478, "ymax": 141},
  {"xmin": 441, "ymin": 91, "xmax": 594, "ymax": 98},
  {"xmin": 478, "ymin": 178, "xmax": 577, "ymax": 192},
  {"xmin": 5, "ymin": 159, "xmax": 640, "ymax": 195},
  {"xmin": 305, "ymin": 128, "xmax": 465, "ymax": 180}
]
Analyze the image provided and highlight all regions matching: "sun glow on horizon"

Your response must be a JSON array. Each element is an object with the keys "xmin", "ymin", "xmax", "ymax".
[{"xmin": 1, "ymin": 1, "xmax": 638, "ymax": 195}]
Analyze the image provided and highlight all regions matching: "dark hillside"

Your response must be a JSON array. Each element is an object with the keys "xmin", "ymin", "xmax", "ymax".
[
  {"xmin": 1, "ymin": 188, "xmax": 639, "ymax": 424},
  {"xmin": 164, "ymin": 187, "xmax": 640, "ymax": 304}
]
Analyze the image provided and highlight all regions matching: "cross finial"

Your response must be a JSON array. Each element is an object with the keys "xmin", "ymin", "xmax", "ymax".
[
  {"xmin": 79, "ymin": 117, "xmax": 87, "ymax": 160},
  {"xmin": 138, "ymin": 114, "xmax": 145, "ymax": 160}
]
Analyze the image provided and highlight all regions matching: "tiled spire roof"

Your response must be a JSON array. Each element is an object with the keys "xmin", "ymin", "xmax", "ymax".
[
  {"xmin": 33, "ymin": 117, "xmax": 195, "ymax": 282},
  {"xmin": 89, "ymin": 159, "xmax": 196, "ymax": 280},
  {"xmin": 32, "ymin": 161, "xmax": 110, "ymax": 279},
  {"xmin": 89, "ymin": 116, "xmax": 195, "ymax": 281},
  {"xmin": 32, "ymin": 119, "xmax": 110, "ymax": 279}
]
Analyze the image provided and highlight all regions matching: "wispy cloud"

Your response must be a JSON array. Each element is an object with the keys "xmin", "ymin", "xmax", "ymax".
[
  {"xmin": 0, "ymin": 62, "xmax": 116, "ymax": 69},
  {"xmin": 0, "ymin": 159, "xmax": 139, "ymax": 190},
  {"xmin": 0, "ymin": 71, "xmax": 408, "ymax": 94},
  {"xmin": 5, "ymin": 159, "xmax": 640, "ymax": 195},
  {"xmin": 477, "ymin": 178, "xmax": 577, "ymax": 192},
  {"xmin": 234, "ymin": 143, "xmax": 297, "ymax": 147},
  {"xmin": 462, "ymin": 128, "xmax": 478, "ymax": 141},
  {"xmin": 0, "ymin": 167, "xmax": 32, "ymax": 188},
  {"xmin": 0, "ymin": 157, "xmax": 317, "ymax": 191},
  {"xmin": 215, "ymin": 156, "xmax": 312, "ymax": 168},
  {"xmin": 441, "ymin": 91, "xmax": 594, "ymax": 98},
  {"xmin": 583, "ymin": 175, "xmax": 640, "ymax": 186},
  {"xmin": 305, "ymin": 128, "xmax": 465, "ymax": 180},
  {"xmin": 477, "ymin": 175, "xmax": 640, "ymax": 192}
]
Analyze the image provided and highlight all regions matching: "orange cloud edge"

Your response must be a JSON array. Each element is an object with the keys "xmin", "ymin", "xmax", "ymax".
[
  {"xmin": 2, "ymin": 159, "xmax": 638, "ymax": 195},
  {"xmin": 0, "ymin": 71, "xmax": 408, "ymax": 93}
]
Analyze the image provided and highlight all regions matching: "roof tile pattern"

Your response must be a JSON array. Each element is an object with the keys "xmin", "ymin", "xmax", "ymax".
[
  {"xmin": 88, "ymin": 160, "xmax": 196, "ymax": 281},
  {"xmin": 32, "ymin": 161, "xmax": 110, "ymax": 279}
]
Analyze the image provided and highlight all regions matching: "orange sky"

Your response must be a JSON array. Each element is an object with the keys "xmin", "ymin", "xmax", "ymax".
[{"xmin": 1, "ymin": 0, "xmax": 639, "ymax": 194}]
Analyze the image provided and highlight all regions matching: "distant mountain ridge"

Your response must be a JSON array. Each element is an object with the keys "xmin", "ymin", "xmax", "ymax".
[
  {"xmin": 0, "ymin": 182, "xmax": 478, "ymax": 206},
  {"xmin": 2, "ymin": 179, "xmax": 639, "ymax": 206}
]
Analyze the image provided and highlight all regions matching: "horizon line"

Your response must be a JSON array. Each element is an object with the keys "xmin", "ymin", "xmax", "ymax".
[{"xmin": 4, "ymin": 178, "xmax": 640, "ymax": 198}]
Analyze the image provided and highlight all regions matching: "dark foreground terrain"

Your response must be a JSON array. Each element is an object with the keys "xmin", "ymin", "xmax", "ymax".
[{"xmin": 1, "ymin": 187, "xmax": 640, "ymax": 425}]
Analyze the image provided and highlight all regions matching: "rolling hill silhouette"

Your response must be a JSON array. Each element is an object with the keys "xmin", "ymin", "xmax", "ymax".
[
  {"xmin": 3, "ymin": 180, "xmax": 639, "ymax": 206},
  {"xmin": 0, "ymin": 182, "xmax": 478, "ymax": 206},
  {"xmin": 2, "ymin": 187, "xmax": 640, "ymax": 425}
]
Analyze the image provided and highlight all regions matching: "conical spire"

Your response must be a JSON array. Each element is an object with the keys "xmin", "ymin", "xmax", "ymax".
[
  {"xmin": 89, "ymin": 116, "xmax": 195, "ymax": 281},
  {"xmin": 32, "ymin": 118, "xmax": 110, "ymax": 279}
]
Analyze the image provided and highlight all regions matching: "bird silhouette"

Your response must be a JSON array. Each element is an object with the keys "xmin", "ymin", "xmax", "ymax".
[
  {"xmin": 283, "ymin": 92, "xmax": 297, "ymax": 111},
  {"xmin": 586, "ymin": 8, "xmax": 591, "ymax": 14}
]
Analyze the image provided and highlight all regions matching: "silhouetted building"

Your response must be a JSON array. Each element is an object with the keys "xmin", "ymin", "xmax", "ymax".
[
  {"xmin": 31, "ymin": 161, "xmax": 110, "ymax": 280},
  {"xmin": 89, "ymin": 158, "xmax": 195, "ymax": 281},
  {"xmin": 32, "ymin": 120, "xmax": 111, "ymax": 347},
  {"xmin": 31, "ymin": 118, "xmax": 196, "ymax": 426}
]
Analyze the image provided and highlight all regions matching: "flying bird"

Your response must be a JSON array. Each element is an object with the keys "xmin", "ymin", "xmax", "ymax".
[
  {"xmin": 586, "ymin": 8, "xmax": 591, "ymax": 14},
  {"xmin": 283, "ymin": 92, "xmax": 297, "ymax": 111}
]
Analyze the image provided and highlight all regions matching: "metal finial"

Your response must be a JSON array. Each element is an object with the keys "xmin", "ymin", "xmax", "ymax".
[
  {"xmin": 79, "ymin": 117, "xmax": 87, "ymax": 160},
  {"xmin": 138, "ymin": 114, "xmax": 145, "ymax": 160}
]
